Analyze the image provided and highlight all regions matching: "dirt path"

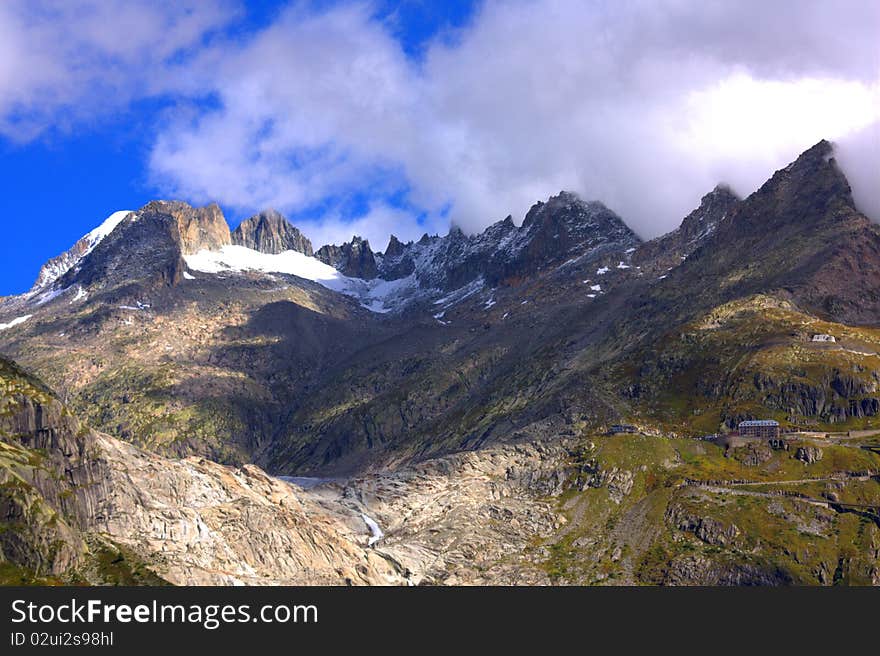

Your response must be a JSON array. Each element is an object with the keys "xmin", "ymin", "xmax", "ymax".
[
  {"xmin": 723, "ymin": 476, "xmax": 872, "ymax": 487},
  {"xmin": 688, "ymin": 483, "xmax": 832, "ymax": 508}
]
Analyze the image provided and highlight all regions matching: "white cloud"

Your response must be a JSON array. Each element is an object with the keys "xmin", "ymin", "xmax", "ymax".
[
  {"xmin": 0, "ymin": 0, "xmax": 234, "ymax": 140},
  {"xmin": 835, "ymin": 120, "xmax": 880, "ymax": 222},
  {"xmin": 149, "ymin": 0, "xmax": 880, "ymax": 239},
  {"xmin": 297, "ymin": 203, "xmax": 448, "ymax": 252},
  {"xmin": 2, "ymin": 0, "xmax": 879, "ymax": 241}
]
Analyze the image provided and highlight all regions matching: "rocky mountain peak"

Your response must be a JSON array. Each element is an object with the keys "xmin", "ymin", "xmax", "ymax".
[
  {"xmin": 152, "ymin": 200, "xmax": 232, "ymax": 255},
  {"xmin": 634, "ymin": 140, "xmax": 853, "ymax": 280},
  {"xmin": 384, "ymin": 234, "xmax": 407, "ymax": 258},
  {"xmin": 515, "ymin": 192, "xmax": 640, "ymax": 273},
  {"xmin": 448, "ymin": 226, "xmax": 467, "ymax": 240},
  {"xmin": 680, "ymin": 184, "xmax": 740, "ymax": 234},
  {"xmin": 28, "ymin": 200, "xmax": 231, "ymax": 303},
  {"xmin": 32, "ymin": 210, "xmax": 134, "ymax": 290},
  {"xmin": 668, "ymin": 140, "xmax": 880, "ymax": 325},
  {"xmin": 372, "ymin": 191, "xmax": 641, "ymax": 293},
  {"xmin": 632, "ymin": 183, "xmax": 740, "ymax": 274},
  {"xmin": 232, "ymin": 209, "xmax": 313, "ymax": 256},
  {"xmin": 479, "ymin": 215, "xmax": 517, "ymax": 241},
  {"xmin": 316, "ymin": 236, "xmax": 379, "ymax": 279},
  {"xmin": 724, "ymin": 139, "xmax": 856, "ymax": 241},
  {"xmin": 27, "ymin": 200, "xmax": 229, "ymax": 299}
]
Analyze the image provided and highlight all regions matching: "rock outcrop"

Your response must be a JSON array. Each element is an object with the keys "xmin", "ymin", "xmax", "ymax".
[
  {"xmin": 795, "ymin": 446, "xmax": 823, "ymax": 463},
  {"xmin": 316, "ymin": 237, "xmax": 378, "ymax": 279},
  {"xmin": 164, "ymin": 201, "xmax": 231, "ymax": 255},
  {"xmin": 666, "ymin": 505, "xmax": 741, "ymax": 547},
  {"xmin": 232, "ymin": 209, "xmax": 313, "ymax": 255}
]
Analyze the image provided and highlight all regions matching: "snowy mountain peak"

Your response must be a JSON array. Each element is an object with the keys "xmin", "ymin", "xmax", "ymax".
[
  {"xmin": 32, "ymin": 209, "xmax": 133, "ymax": 290},
  {"xmin": 18, "ymin": 191, "xmax": 641, "ymax": 317},
  {"xmin": 373, "ymin": 191, "xmax": 640, "ymax": 296}
]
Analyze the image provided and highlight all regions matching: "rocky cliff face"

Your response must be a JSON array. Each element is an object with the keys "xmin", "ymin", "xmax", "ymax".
[
  {"xmin": 0, "ymin": 355, "xmax": 402, "ymax": 585},
  {"xmin": 232, "ymin": 209, "xmax": 313, "ymax": 255},
  {"xmin": 165, "ymin": 201, "xmax": 232, "ymax": 255},
  {"xmin": 315, "ymin": 237, "xmax": 378, "ymax": 279}
]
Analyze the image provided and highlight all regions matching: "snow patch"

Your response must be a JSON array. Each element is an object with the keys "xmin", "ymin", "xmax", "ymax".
[
  {"xmin": 0, "ymin": 315, "xmax": 32, "ymax": 331},
  {"xmin": 590, "ymin": 284, "xmax": 602, "ymax": 292},
  {"xmin": 186, "ymin": 245, "xmax": 343, "ymax": 282},
  {"xmin": 186, "ymin": 245, "xmax": 425, "ymax": 314},
  {"xmin": 33, "ymin": 286, "xmax": 67, "ymax": 306},
  {"xmin": 84, "ymin": 210, "xmax": 131, "ymax": 248},
  {"xmin": 596, "ymin": 266, "xmax": 609, "ymax": 275},
  {"xmin": 183, "ymin": 271, "xmax": 196, "ymax": 280},
  {"xmin": 34, "ymin": 210, "xmax": 132, "ymax": 290},
  {"xmin": 71, "ymin": 287, "xmax": 87, "ymax": 303},
  {"xmin": 433, "ymin": 277, "xmax": 485, "ymax": 310},
  {"xmin": 119, "ymin": 301, "xmax": 151, "ymax": 311},
  {"xmin": 616, "ymin": 262, "xmax": 630, "ymax": 269}
]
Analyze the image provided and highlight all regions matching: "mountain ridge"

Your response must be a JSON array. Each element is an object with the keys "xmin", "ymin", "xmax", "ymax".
[
  {"xmin": 1, "ymin": 139, "xmax": 878, "ymax": 473},
  {"xmin": 2, "ymin": 139, "xmax": 880, "ymax": 586}
]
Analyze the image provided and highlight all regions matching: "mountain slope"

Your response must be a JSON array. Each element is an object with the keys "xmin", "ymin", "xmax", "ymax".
[{"xmin": 0, "ymin": 354, "xmax": 401, "ymax": 585}]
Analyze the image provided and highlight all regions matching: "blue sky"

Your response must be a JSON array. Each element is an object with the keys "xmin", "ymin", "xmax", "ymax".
[{"xmin": 0, "ymin": 1, "xmax": 877, "ymax": 296}]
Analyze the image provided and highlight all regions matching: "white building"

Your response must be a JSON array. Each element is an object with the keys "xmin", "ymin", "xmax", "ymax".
[{"xmin": 811, "ymin": 334, "xmax": 836, "ymax": 343}]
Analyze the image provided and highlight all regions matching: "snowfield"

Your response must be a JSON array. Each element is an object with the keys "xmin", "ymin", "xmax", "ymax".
[
  {"xmin": 185, "ymin": 245, "xmax": 345, "ymax": 285},
  {"xmin": 185, "ymin": 245, "xmax": 419, "ymax": 313},
  {"xmin": 0, "ymin": 315, "xmax": 32, "ymax": 331}
]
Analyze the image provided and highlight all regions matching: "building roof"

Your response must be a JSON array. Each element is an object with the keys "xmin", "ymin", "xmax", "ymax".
[{"xmin": 739, "ymin": 419, "xmax": 780, "ymax": 427}]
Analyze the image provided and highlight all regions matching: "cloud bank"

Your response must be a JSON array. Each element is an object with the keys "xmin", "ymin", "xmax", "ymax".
[
  {"xmin": 0, "ymin": 0, "xmax": 235, "ymax": 140},
  {"xmin": 2, "ymin": 0, "xmax": 878, "ymax": 244}
]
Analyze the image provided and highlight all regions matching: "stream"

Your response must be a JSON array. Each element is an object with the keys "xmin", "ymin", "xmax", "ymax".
[
  {"xmin": 361, "ymin": 513, "xmax": 385, "ymax": 546},
  {"xmin": 275, "ymin": 475, "xmax": 385, "ymax": 546}
]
